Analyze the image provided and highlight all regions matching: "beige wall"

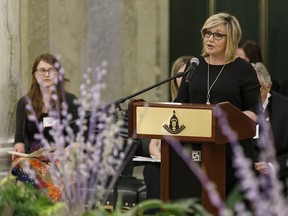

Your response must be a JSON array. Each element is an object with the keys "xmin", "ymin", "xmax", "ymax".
[{"xmin": 20, "ymin": 0, "xmax": 169, "ymax": 105}]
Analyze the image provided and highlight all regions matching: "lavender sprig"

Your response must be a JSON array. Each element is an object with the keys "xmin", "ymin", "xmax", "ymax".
[
  {"xmin": 213, "ymin": 105, "xmax": 262, "ymax": 215},
  {"xmin": 253, "ymin": 106, "xmax": 288, "ymax": 215}
]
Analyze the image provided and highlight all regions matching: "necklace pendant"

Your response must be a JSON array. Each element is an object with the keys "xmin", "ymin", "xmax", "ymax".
[{"xmin": 206, "ymin": 101, "xmax": 210, "ymax": 105}]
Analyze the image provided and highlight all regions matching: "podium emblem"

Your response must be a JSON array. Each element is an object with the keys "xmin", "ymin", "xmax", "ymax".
[{"xmin": 163, "ymin": 110, "xmax": 186, "ymax": 134}]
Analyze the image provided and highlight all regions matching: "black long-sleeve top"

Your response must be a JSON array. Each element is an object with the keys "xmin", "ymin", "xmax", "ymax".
[
  {"xmin": 174, "ymin": 56, "xmax": 261, "ymax": 195},
  {"xmin": 175, "ymin": 56, "xmax": 261, "ymax": 113},
  {"xmin": 14, "ymin": 91, "xmax": 79, "ymax": 152}
]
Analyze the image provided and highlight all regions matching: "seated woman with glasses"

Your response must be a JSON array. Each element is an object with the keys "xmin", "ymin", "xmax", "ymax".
[{"xmin": 11, "ymin": 53, "xmax": 79, "ymax": 201}]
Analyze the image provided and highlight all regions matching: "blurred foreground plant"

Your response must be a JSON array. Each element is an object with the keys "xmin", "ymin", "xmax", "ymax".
[
  {"xmin": 0, "ymin": 176, "xmax": 69, "ymax": 216},
  {"xmin": 0, "ymin": 176, "xmax": 212, "ymax": 216},
  {"xmin": 84, "ymin": 198, "xmax": 211, "ymax": 216}
]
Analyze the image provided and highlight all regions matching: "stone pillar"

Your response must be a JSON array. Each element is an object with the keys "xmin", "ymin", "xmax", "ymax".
[
  {"xmin": 120, "ymin": 0, "xmax": 169, "ymax": 107},
  {"xmin": 0, "ymin": 0, "xmax": 21, "ymax": 177}
]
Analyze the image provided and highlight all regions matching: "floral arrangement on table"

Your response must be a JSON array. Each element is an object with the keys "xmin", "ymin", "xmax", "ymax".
[{"xmin": 2, "ymin": 59, "xmax": 288, "ymax": 216}]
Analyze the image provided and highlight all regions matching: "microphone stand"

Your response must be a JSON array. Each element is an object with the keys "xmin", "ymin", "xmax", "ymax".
[
  {"xmin": 109, "ymin": 71, "xmax": 186, "ymax": 209},
  {"xmin": 112, "ymin": 71, "xmax": 186, "ymax": 110},
  {"xmin": 72, "ymin": 71, "xmax": 186, "ymax": 121}
]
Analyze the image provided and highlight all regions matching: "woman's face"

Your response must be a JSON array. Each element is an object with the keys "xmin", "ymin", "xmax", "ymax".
[
  {"xmin": 203, "ymin": 25, "xmax": 227, "ymax": 58},
  {"xmin": 34, "ymin": 60, "xmax": 59, "ymax": 88},
  {"xmin": 258, "ymin": 77, "xmax": 271, "ymax": 103},
  {"xmin": 237, "ymin": 48, "xmax": 250, "ymax": 62},
  {"xmin": 176, "ymin": 64, "xmax": 186, "ymax": 87}
]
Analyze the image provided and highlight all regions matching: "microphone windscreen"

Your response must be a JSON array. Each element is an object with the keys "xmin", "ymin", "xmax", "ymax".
[{"xmin": 190, "ymin": 57, "xmax": 199, "ymax": 66}]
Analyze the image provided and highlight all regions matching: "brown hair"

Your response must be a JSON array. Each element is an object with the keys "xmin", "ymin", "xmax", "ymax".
[
  {"xmin": 238, "ymin": 40, "xmax": 263, "ymax": 63},
  {"xmin": 27, "ymin": 53, "xmax": 69, "ymax": 118}
]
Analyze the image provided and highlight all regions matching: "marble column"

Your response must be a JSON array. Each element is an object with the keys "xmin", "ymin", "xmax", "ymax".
[{"xmin": 0, "ymin": 0, "xmax": 20, "ymax": 176}]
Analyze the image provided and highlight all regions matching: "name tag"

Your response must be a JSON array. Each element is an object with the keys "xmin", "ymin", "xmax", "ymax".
[{"xmin": 43, "ymin": 117, "xmax": 59, "ymax": 128}]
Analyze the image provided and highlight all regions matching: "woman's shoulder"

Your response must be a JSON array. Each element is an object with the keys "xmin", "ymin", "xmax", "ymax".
[
  {"xmin": 196, "ymin": 56, "xmax": 207, "ymax": 68},
  {"xmin": 64, "ymin": 91, "xmax": 78, "ymax": 107},
  {"xmin": 15, "ymin": 96, "xmax": 28, "ymax": 113},
  {"xmin": 232, "ymin": 58, "xmax": 259, "ymax": 83},
  {"xmin": 234, "ymin": 57, "xmax": 253, "ymax": 67},
  {"xmin": 232, "ymin": 57, "xmax": 255, "ymax": 72},
  {"xmin": 17, "ymin": 96, "xmax": 27, "ymax": 106},
  {"xmin": 198, "ymin": 56, "xmax": 206, "ymax": 63},
  {"xmin": 65, "ymin": 91, "xmax": 78, "ymax": 100}
]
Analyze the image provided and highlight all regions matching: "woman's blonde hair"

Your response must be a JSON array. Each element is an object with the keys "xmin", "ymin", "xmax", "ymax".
[
  {"xmin": 201, "ymin": 12, "xmax": 242, "ymax": 62},
  {"xmin": 170, "ymin": 56, "xmax": 192, "ymax": 100}
]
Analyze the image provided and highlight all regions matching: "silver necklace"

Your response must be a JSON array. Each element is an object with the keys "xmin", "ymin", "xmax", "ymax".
[{"xmin": 206, "ymin": 63, "xmax": 226, "ymax": 104}]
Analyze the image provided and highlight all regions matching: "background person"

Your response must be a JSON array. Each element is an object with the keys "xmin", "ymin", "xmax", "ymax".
[
  {"xmin": 237, "ymin": 40, "xmax": 281, "ymax": 93},
  {"xmin": 174, "ymin": 12, "xmax": 261, "ymax": 196},
  {"xmin": 253, "ymin": 62, "xmax": 288, "ymax": 196},
  {"xmin": 148, "ymin": 55, "xmax": 192, "ymax": 160},
  {"xmin": 170, "ymin": 56, "xmax": 192, "ymax": 101},
  {"xmin": 11, "ymin": 53, "xmax": 79, "ymax": 201}
]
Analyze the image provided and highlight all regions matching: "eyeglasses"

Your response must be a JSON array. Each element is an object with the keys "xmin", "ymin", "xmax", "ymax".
[
  {"xmin": 36, "ymin": 67, "xmax": 56, "ymax": 76},
  {"xmin": 202, "ymin": 29, "xmax": 227, "ymax": 41}
]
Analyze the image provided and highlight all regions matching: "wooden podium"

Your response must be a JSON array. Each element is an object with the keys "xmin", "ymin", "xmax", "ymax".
[{"xmin": 127, "ymin": 99, "xmax": 256, "ymax": 214}]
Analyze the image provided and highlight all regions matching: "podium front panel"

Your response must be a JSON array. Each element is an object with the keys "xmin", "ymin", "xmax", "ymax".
[
  {"xmin": 169, "ymin": 142, "xmax": 202, "ymax": 200},
  {"xmin": 135, "ymin": 106, "xmax": 213, "ymax": 138}
]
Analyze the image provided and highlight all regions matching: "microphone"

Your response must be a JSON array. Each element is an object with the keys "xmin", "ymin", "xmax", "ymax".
[{"xmin": 185, "ymin": 57, "xmax": 200, "ymax": 83}]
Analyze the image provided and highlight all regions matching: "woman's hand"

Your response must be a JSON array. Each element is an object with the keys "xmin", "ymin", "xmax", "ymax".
[
  {"xmin": 12, "ymin": 143, "xmax": 25, "ymax": 161},
  {"xmin": 243, "ymin": 110, "xmax": 257, "ymax": 122},
  {"xmin": 38, "ymin": 151, "xmax": 55, "ymax": 162},
  {"xmin": 255, "ymin": 162, "xmax": 274, "ymax": 175},
  {"xmin": 149, "ymin": 139, "xmax": 161, "ymax": 160}
]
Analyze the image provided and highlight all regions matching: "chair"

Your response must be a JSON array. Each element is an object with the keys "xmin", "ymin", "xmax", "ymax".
[
  {"xmin": 102, "ymin": 138, "xmax": 149, "ymax": 209},
  {"xmin": 99, "ymin": 110, "xmax": 149, "ymax": 209},
  {"xmin": 86, "ymin": 107, "xmax": 154, "ymax": 209}
]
